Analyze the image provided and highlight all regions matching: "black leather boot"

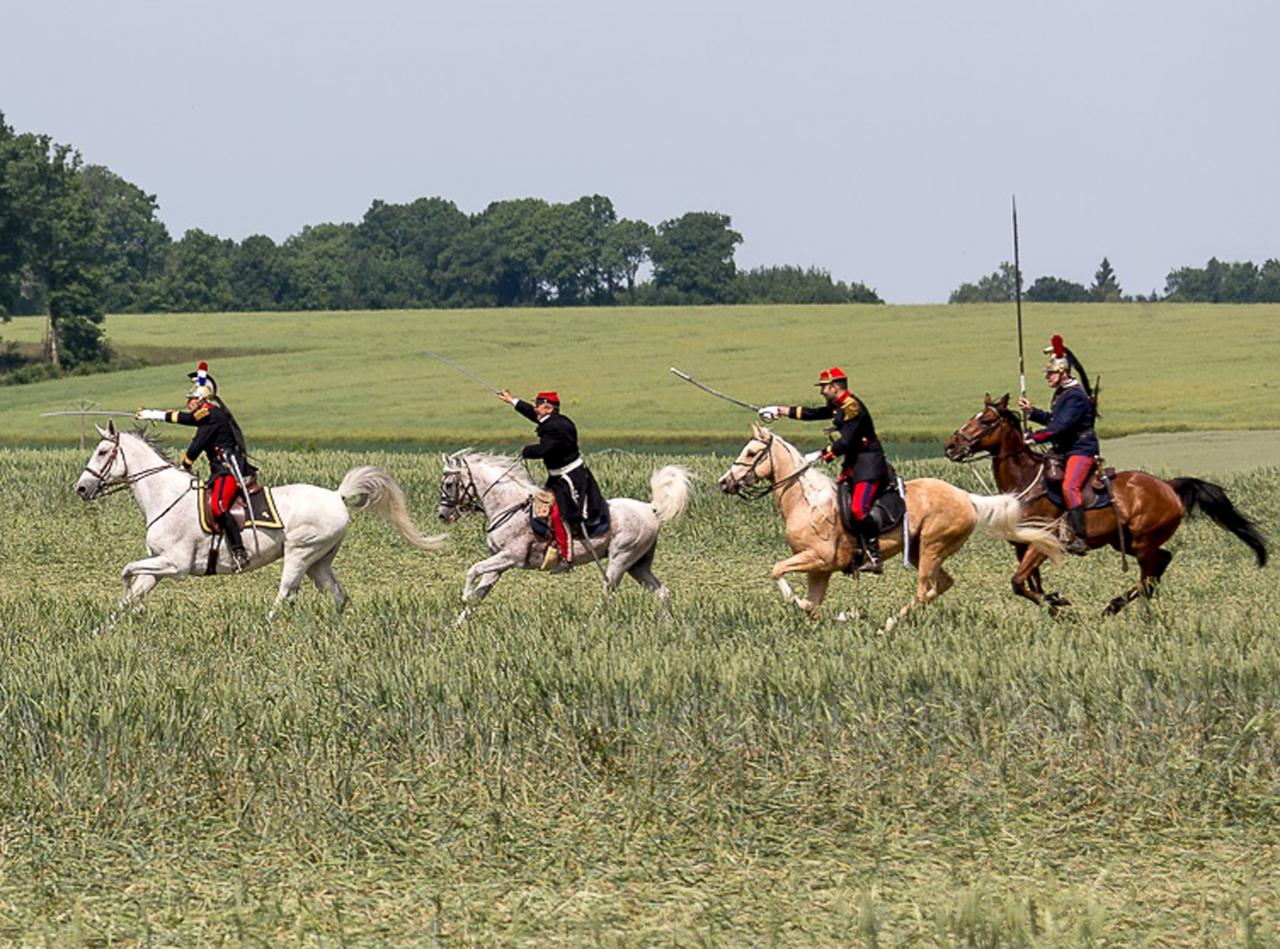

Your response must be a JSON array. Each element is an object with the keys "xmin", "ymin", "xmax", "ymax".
[
  {"xmin": 1065, "ymin": 506, "xmax": 1089, "ymax": 556},
  {"xmin": 857, "ymin": 530, "xmax": 883, "ymax": 574},
  {"xmin": 217, "ymin": 512, "xmax": 250, "ymax": 572}
]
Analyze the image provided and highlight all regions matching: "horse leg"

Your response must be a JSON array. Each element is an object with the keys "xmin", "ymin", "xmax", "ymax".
[
  {"xmin": 879, "ymin": 547, "xmax": 949, "ymax": 635},
  {"xmin": 801, "ymin": 570, "xmax": 833, "ymax": 619},
  {"xmin": 119, "ymin": 555, "xmax": 182, "ymax": 610},
  {"xmin": 770, "ymin": 550, "xmax": 830, "ymax": 613},
  {"xmin": 1011, "ymin": 546, "xmax": 1055, "ymax": 610},
  {"xmin": 455, "ymin": 552, "xmax": 521, "ymax": 625},
  {"xmin": 269, "ymin": 548, "xmax": 314, "ymax": 620},
  {"xmin": 626, "ymin": 546, "xmax": 673, "ymax": 615},
  {"xmin": 1102, "ymin": 547, "xmax": 1173, "ymax": 617},
  {"xmin": 306, "ymin": 546, "xmax": 348, "ymax": 614}
]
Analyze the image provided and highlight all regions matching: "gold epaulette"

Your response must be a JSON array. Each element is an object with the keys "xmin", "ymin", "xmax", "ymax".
[
  {"xmin": 193, "ymin": 406, "xmax": 210, "ymax": 421},
  {"xmin": 841, "ymin": 397, "xmax": 860, "ymax": 421}
]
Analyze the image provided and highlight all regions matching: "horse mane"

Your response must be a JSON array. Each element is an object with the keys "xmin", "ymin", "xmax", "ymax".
[
  {"xmin": 765, "ymin": 429, "xmax": 836, "ymax": 509},
  {"xmin": 124, "ymin": 427, "xmax": 178, "ymax": 467},
  {"xmin": 458, "ymin": 451, "xmax": 538, "ymax": 491}
]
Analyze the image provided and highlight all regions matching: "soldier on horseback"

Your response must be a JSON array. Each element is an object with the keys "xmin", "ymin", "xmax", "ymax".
[
  {"xmin": 136, "ymin": 361, "xmax": 256, "ymax": 571},
  {"xmin": 497, "ymin": 388, "xmax": 608, "ymax": 571},
  {"xmin": 1018, "ymin": 335, "xmax": 1099, "ymax": 555},
  {"xmin": 759, "ymin": 367, "xmax": 889, "ymax": 573}
]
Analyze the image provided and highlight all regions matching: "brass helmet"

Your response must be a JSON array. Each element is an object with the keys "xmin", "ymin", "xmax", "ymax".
[
  {"xmin": 1043, "ymin": 335, "xmax": 1071, "ymax": 375},
  {"xmin": 185, "ymin": 361, "xmax": 216, "ymax": 400}
]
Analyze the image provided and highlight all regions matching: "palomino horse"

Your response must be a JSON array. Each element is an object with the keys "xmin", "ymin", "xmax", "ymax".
[
  {"xmin": 76, "ymin": 422, "xmax": 444, "ymax": 616},
  {"xmin": 437, "ymin": 451, "xmax": 691, "ymax": 624},
  {"xmin": 944, "ymin": 393, "xmax": 1268, "ymax": 614},
  {"xmin": 718, "ymin": 424, "xmax": 1063, "ymax": 632}
]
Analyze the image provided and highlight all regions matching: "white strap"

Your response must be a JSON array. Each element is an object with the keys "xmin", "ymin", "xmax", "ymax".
[{"xmin": 548, "ymin": 458, "xmax": 583, "ymax": 477}]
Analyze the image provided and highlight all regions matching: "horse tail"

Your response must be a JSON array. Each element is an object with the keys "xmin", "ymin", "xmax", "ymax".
[
  {"xmin": 968, "ymin": 493, "xmax": 1064, "ymax": 565},
  {"xmin": 1171, "ymin": 477, "xmax": 1267, "ymax": 566},
  {"xmin": 338, "ymin": 466, "xmax": 445, "ymax": 551},
  {"xmin": 650, "ymin": 465, "xmax": 692, "ymax": 524}
]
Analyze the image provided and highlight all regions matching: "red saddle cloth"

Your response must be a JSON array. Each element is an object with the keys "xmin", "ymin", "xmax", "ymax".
[{"xmin": 197, "ymin": 480, "xmax": 285, "ymax": 534}]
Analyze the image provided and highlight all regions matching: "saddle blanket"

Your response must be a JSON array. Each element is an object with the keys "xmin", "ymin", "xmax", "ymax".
[{"xmin": 197, "ymin": 483, "xmax": 285, "ymax": 535}]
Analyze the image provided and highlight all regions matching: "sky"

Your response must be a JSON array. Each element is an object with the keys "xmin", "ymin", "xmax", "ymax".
[{"xmin": 3, "ymin": 0, "xmax": 1277, "ymax": 303}]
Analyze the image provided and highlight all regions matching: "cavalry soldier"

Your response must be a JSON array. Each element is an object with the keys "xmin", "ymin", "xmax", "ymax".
[
  {"xmin": 136, "ymin": 361, "xmax": 256, "ymax": 571},
  {"xmin": 759, "ymin": 367, "xmax": 889, "ymax": 573},
  {"xmin": 1018, "ymin": 335, "xmax": 1099, "ymax": 555},
  {"xmin": 497, "ymin": 388, "xmax": 608, "ymax": 571}
]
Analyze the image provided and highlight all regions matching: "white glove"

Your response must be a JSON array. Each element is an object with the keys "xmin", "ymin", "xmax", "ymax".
[
  {"xmin": 757, "ymin": 405, "xmax": 781, "ymax": 422},
  {"xmin": 802, "ymin": 450, "xmax": 823, "ymax": 465},
  {"xmin": 136, "ymin": 408, "xmax": 166, "ymax": 421}
]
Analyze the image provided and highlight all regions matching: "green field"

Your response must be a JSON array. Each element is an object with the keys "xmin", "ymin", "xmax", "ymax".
[
  {"xmin": 3, "ymin": 303, "xmax": 1279, "ymax": 449},
  {"xmin": 1, "ymin": 447, "xmax": 1277, "ymax": 943}
]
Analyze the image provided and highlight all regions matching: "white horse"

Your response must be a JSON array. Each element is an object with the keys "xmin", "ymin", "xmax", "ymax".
[
  {"xmin": 76, "ymin": 422, "xmax": 443, "ymax": 617},
  {"xmin": 437, "ymin": 451, "xmax": 692, "ymax": 623}
]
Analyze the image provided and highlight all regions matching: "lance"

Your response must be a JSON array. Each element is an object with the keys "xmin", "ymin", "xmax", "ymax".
[
  {"xmin": 423, "ymin": 351, "xmax": 503, "ymax": 396},
  {"xmin": 668, "ymin": 367, "xmax": 762, "ymax": 412},
  {"xmin": 1012, "ymin": 196, "xmax": 1028, "ymax": 432}
]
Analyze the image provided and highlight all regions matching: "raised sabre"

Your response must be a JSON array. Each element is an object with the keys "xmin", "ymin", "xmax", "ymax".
[
  {"xmin": 423, "ymin": 351, "xmax": 503, "ymax": 396},
  {"xmin": 40, "ymin": 410, "xmax": 137, "ymax": 418},
  {"xmin": 668, "ymin": 367, "xmax": 762, "ymax": 412}
]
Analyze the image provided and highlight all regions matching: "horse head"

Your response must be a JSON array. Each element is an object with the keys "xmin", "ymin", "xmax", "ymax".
[
  {"xmin": 719, "ymin": 424, "xmax": 777, "ymax": 495},
  {"xmin": 437, "ymin": 450, "xmax": 476, "ymax": 523},
  {"xmin": 76, "ymin": 421, "xmax": 126, "ymax": 500},
  {"xmin": 944, "ymin": 393, "xmax": 1018, "ymax": 462}
]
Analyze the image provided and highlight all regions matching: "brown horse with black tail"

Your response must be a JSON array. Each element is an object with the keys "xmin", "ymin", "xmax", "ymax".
[{"xmin": 944, "ymin": 394, "xmax": 1268, "ymax": 615}]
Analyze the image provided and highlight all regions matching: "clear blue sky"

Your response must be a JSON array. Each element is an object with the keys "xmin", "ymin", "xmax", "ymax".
[{"xmin": 4, "ymin": 0, "xmax": 1276, "ymax": 302}]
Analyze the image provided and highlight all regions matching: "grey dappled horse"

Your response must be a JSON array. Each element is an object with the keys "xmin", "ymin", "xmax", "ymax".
[
  {"xmin": 76, "ymin": 422, "xmax": 443, "ymax": 618},
  {"xmin": 437, "ymin": 451, "xmax": 691, "ymax": 623}
]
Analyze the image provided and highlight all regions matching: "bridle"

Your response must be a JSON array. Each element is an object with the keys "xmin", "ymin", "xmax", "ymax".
[
  {"xmin": 439, "ymin": 456, "xmax": 531, "ymax": 532},
  {"xmin": 82, "ymin": 430, "xmax": 196, "ymax": 527},
  {"xmin": 726, "ymin": 433, "xmax": 813, "ymax": 502},
  {"xmin": 948, "ymin": 408, "xmax": 1049, "ymax": 500}
]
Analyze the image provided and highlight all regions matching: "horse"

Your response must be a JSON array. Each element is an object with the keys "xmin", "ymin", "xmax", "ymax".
[
  {"xmin": 718, "ymin": 423, "xmax": 1063, "ymax": 632},
  {"xmin": 75, "ymin": 422, "xmax": 444, "ymax": 617},
  {"xmin": 944, "ymin": 393, "xmax": 1268, "ymax": 614},
  {"xmin": 437, "ymin": 451, "xmax": 691, "ymax": 624}
]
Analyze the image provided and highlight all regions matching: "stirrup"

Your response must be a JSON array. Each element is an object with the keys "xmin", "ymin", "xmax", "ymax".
[
  {"xmin": 230, "ymin": 548, "xmax": 250, "ymax": 573},
  {"xmin": 856, "ymin": 554, "xmax": 883, "ymax": 575},
  {"xmin": 1065, "ymin": 536, "xmax": 1089, "ymax": 556},
  {"xmin": 540, "ymin": 545, "xmax": 561, "ymax": 572}
]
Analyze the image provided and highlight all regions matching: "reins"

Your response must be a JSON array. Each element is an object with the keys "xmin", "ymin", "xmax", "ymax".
[
  {"xmin": 728, "ymin": 433, "xmax": 815, "ymax": 502},
  {"xmin": 84, "ymin": 431, "xmax": 198, "ymax": 527}
]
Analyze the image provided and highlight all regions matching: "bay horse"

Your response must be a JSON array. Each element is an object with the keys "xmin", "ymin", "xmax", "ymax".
[
  {"xmin": 76, "ymin": 422, "xmax": 444, "ymax": 617},
  {"xmin": 718, "ymin": 423, "xmax": 1063, "ymax": 632},
  {"xmin": 437, "ymin": 451, "xmax": 692, "ymax": 624},
  {"xmin": 944, "ymin": 393, "xmax": 1268, "ymax": 614}
]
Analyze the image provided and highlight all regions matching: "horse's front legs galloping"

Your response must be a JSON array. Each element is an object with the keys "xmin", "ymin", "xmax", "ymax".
[
  {"xmin": 770, "ymin": 550, "xmax": 832, "ymax": 616},
  {"xmin": 455, "ymin": 551, "xmax": 522, "ymax": 625},
  {"xmin": 120, "ymin": 555, "xmax": 183, "ymax": 610}
]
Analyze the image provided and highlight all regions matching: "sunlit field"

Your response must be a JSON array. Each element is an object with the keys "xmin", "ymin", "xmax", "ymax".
[{"xmin": 1, "ymin": 446, "xmax": 1276, "ymax": 943}]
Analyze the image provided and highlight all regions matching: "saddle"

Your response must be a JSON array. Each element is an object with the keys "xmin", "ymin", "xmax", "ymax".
[
  {"xmin": 529, "ymin": 489, "xmax": 611, "ymax": 538},
  {"xmin": 1039, "ymin": 457, "xmax": 1115, "ymax": 510},
  {"xmin": 196, "ymin": 477, "xmax": 285, "ymax": 535},
  {"xmin": 836, "ymin": 471, "xmax": 906, "ymax": 538}
]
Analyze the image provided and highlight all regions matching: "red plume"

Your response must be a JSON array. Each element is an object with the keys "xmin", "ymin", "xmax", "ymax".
[
  {"xmin": 1050, "ymin": 335, "xmax": 1065, "ymax": 358},
  {"xmin": 198, "ymin": 361, "xmax": 208, "ymax": 371}
]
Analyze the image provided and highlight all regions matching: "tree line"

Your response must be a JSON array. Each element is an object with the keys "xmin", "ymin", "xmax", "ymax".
[
  {"xmin": 1, "ymin": 114, "xmax": 878, "ymax": 373},
  {"xmin": 950, "ymin": 256, "xmax": 1280, "ymax": 304}
]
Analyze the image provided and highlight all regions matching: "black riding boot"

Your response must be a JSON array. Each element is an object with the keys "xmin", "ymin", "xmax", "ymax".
[
  {"xmin": 1064, "ymin": 506, "xmax": 1089, "ymax": 556},
  {"xmin": 217, "ymin": 512, "xmax": 250, "ymax": 572},
  {"xmin": 857, "ymin": 529, "xmax": 883, "ymax": 574}
]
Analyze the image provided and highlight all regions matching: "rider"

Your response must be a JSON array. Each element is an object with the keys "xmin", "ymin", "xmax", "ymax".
[
  {"xmin": 759, "ymin": 367, "xmax": 889, "ymax": 573},
  {"xmin": 136, "ymin": 361, "xmax": 256, "ymax": 571},
  {"xmin": 497, "ymin": 388, "xmax": 608, "ymax": 571},
  {"xmin": 1018, "ymin": 335, "xmax": 1099, "ymax": 556}
]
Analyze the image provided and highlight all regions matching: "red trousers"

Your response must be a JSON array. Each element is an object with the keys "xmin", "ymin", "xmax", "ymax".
[
  {"xmin": 549, "ymin": 503, "xmax": 570, "ymax": 559},
  {"xmin": 848, "ymin": 479, "xmax": 877, "ymax": 521},
  {"xmin": 1063, "ymin": 455, "xmax": 1095, "ymax": 508},
  {"xmin": 210, "ymin": 475, "xmax": 238, "ymax": 516}
]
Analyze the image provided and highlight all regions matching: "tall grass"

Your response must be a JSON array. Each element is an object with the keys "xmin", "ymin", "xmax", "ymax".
[{"xmin": 1, "ymin": 448, "xmax": 1277, "ymax": 942}]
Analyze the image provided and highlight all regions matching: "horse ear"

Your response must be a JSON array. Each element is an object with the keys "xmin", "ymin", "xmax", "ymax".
[
  {"xmin": 998, "ymin": 393, "xmax": 1010, "ymax": 408},
  {"xmin": 94, "ymin": 424, "xmax": 108, "ymax": 439},
  {"xmin": 106, "ymin": 419, "xmax": 116, "ymax": 435},
  {"xmin": 983, "ymin": 392, "xmax": 992, "ymax": 405}
]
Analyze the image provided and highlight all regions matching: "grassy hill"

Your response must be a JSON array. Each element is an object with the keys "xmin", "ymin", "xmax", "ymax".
[{"xmin": 4, "ymin": 303, "xmax": 1277, "ymax": 449}]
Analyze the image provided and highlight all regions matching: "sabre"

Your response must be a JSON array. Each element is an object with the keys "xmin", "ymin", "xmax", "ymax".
[
  {"xmin": 1012, "ymin": 196, "xmax": 1027, "ymax": 431},
  {"xmin": 423, "ymin": 351, "xmax": 503, "ymax": 396},
  {"xmin": 225, "ymin": 451, "xmax": 261, "ymax": 557},
  {"xmin": 40, "ymin": 410, "xmax": 137, "ymax": 418},
  {"xmin": 668, "ymin": 367, "xmax": 762, "ymax": 412}
]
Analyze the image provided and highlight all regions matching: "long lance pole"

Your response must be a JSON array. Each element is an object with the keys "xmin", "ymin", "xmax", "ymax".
[
  {"xmin": 423, "ymin": 350, "xmax": 503, "ymax": 396},
  {"xmin": 1012, "ymin": 195, "xmax": 1028, "ymax": 431}
]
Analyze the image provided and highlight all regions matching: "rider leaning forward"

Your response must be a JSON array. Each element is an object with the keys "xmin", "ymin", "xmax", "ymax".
[
  {"xmin": 758, "ymin": 366, "xmax": 889, "ymax": 573},
  {"xmin": 1018, "ymin": 335, "xmax": 1098, "ymax": 556},
  {"xmin": 136, "ymin": 361, "xmax": 256, "ymax": 571},
  {"xmin": 497, "ymin": 387, "xmax": 608, "ymax": 571}
]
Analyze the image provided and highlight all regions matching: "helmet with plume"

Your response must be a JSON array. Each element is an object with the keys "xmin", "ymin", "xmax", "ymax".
[{"xmin": 185, "ymin": 361, "xmax": 217, "ymax": 400}]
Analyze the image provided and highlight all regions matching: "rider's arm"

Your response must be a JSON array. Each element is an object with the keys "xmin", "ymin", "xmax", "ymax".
[
  {"xmin": 1036, "ymin": 389, "xmax": 1087, "ymax": 440},
  {"xmin": 168, "ymin": 406, "xmax": 212, "ymax": 426},
  {"xmin": 1027, "ymin": 406, "xmax": 1051, "ymax": 425},
  {"xmin": 180, "ymin": 425, "xmax": 213, "ymax": 470},
  {"xmin": 511, "ymin": 398, "xmax": 539, "ymax": 424},
  {"xmin": 788, "ymin": 404, "xmax": 835, "ymax": 421}
]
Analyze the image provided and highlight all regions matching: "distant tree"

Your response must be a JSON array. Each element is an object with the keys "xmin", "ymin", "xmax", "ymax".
[
  {"xmin": 231, "ymin": 235, "xmax": 289, "ymax": 310},
  {"xmin": 1258, "ymin": 259, "xmax": 1280, "ymax": 303},
  {"xmin": 602, "ymin": 218, "xmax": 654, "ymax": 300},
  {"xmin": 153, "ymin": 229, "xmax": 236, "ymax": 312},
  {"xmin": 735, "ymin": 265, "xmax": 882, "ymax": 304},
  {"xmin": 279, "ymin": 223, "xmax": 360, "ymax": 310},
  {"xmin": 948, "ymin": 262, "xmax": 1019, "ymax": 303},
  {"xmin": 79, "ymin": 164, "xmax": 171, "ymax": 313},
  {"xmin": 649, "ymin": 211, "xmax": 742, "ymax": 303},
  {"xmin": 0, "ymin": 121, "xmax": 108, "ymax": 367},
  {"xmin": 1089, "ymin": 257, "xmax": 1122, "ymax": 302},
  {"xmin": 1163, "ymin": 257, "xmax": 1269, "ymax": 303},
  {"xmin": 353, "ymin": 196, "xmax": 468, "ymax": 308},
  {"xmin": 1025, "ymin": 275, "xmax": 1090, "ymax": 303}
]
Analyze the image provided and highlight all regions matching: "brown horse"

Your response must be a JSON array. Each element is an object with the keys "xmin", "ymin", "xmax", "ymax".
[
  {"xmin": 944, "ymin": 393, "xmax": 1268, "ymax": 615},
  {"xmin": 719, "ymin": 424, "xmax": 1063, "ymax": 632}
]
